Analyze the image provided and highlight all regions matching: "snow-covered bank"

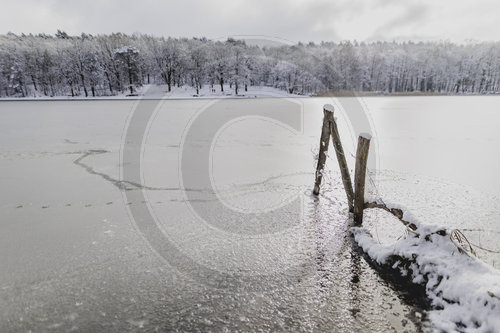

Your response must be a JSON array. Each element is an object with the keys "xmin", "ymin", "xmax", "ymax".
[
  {"xmin": 0, "ymin": 84, "xmax": 303, "ymax": 101},
  {"xmin": 351, "ymin": 211, "xmax": 500, "ymax": 332}
]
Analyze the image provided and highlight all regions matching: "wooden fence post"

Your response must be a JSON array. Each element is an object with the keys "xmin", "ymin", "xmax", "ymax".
[
  {"xmin": 313, "ymin": 105, "xmax": 334, "ymax": 195},
  {"xmin": 353, "ymin": 133, "xmax": 371, "ymax": 225},
  {"xmin": 330, "ymin": 114, "xmax": 355, "ymax": 212}
]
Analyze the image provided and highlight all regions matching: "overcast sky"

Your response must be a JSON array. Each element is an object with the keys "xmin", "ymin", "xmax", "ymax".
[{"xmin": 1, "ymin": 0, "xmax": 498, "ymax": 43}]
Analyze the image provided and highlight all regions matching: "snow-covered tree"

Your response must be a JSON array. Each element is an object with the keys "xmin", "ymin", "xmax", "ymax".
[
  {"xmin": 114, "ymin": 46, "xmax": 141, "ymax": 94},
  {"xmin": 0, "ymin": 32, "xmax": 499, "ymax": 97}
]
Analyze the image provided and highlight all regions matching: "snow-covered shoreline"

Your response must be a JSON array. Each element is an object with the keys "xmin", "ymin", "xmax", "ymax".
[
  {"xmin": 352, "ymin": 212, "xmax": 500, "ymax": 332},
  {"xmin": 0, "ymin": 84, "xmax": 304, "ymax": 101}
]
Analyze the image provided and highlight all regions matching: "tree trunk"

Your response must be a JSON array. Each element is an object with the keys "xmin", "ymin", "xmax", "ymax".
[
  {"xmin": 128, "ymin": 64, "xmax": 134, "ymax": 94},
  {"xmin": 167, "ymin": 71, "xmax": 172, "ymax": 92},
  {"xmin": 19, "ymin": 78, "xmax": 26, "ymax": 97},
  {"xmin": 49, "ymin": 77, "xmax": 55, "ymax": 96},
  {"xmin": 105, "ymin": 71, "xmax": 113, "ymax": 94},
  {"xmin": 31, "ymin": 75, "xmax": 38, "ymax": 91},
  {"xmin": 80, "ymin": 74, "xmax": 88, "ymax": 97}
]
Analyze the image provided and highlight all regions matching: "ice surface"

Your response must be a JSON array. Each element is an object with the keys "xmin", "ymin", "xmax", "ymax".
[{"xmin": 0, "ymin": 96, "xmax": 499, "ymax": 332}]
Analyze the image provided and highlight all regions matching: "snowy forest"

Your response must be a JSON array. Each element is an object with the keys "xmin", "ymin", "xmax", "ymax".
[{"xmin": 0, "ymin": 31, "xmax": 499, "ymax": 98}]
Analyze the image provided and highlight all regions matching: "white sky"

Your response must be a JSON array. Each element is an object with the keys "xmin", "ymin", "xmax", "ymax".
[{"xmin": 0, "ymin": 0, "xmax": 498, "ymax": 43}]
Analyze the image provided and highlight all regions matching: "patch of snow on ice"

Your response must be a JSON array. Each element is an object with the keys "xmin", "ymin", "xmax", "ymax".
[
  {"xmin": 323, "ymin": 104, "xmax": 334, "ymax": 112},
  {"xmin": 351, "ymin": 212, "xmax": 500, "ymax": 332},
  {"xmin": 359, "ymin": 132, "xmax": 372, "ymax": 140}
]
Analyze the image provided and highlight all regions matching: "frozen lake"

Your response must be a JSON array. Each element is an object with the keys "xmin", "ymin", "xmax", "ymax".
[{"xmin": 0, "ymin": 96, "xmax": 499, "ymax": 331}]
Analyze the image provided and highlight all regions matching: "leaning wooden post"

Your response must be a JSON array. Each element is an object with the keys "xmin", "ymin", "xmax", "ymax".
[
  {"xmin": 313, "ymin": 105, "xmax": 334, "ymax": 195},
  {"xmin": 330, "ymin": 113, "xmax": 355, "ymax": 212},
  {"xmin": 353, "ymin": 133, "xmax": 371, "ymax": 225}
]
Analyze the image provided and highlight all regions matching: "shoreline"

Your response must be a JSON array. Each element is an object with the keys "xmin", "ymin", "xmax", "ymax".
[{"xmin": 1, "ymin": 93, "xmax": 499, "ymax": 101}]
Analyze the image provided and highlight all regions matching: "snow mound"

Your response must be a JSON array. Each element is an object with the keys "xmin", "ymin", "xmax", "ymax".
[{"xmin": 351, "ymin": 218, "xmax": 500, "ymax": 332}]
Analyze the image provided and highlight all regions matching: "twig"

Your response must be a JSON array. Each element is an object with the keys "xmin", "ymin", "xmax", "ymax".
[
  {"xmin": 364, "ymin": 201, "xmax": 418, "ymax": 231},
  {"xmin": 450, "ymin": 229, "xmax": 477, "ymax": 257}
]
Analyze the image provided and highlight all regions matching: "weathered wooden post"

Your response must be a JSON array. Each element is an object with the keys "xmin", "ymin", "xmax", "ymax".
[
  {"xmin": 313, "ymin": 104, "xmax": 355, "ymax": 213},
  {"xmin": 353, "ymin": 133, "xmax": 371, "ymax": 225},
  {"xmin": 313, "ymin": 105, "xmax": 334, "ymax": 195},
  {"xmin": 330, "ymin": 114, "xmax": 355, "ymax": 212}
]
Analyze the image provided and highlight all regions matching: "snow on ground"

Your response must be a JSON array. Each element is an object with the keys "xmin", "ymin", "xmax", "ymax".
[
  {"xmin": 0, "ymin": 84, "xmax": 301, "ymax": 100},
  {"xmin": 138, "ymin": 84, "xmax": 301, "ymax": 98},
  {"xmin": 351, "ymin": 209, "xmax": 500, "ymax": 332}
]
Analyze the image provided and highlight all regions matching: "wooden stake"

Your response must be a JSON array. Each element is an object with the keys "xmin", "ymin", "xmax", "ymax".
[
  {"xmin": 313, "ymin": 106, "xmax": 334, "ymax": 195},
  {"xmin": 330, "ymin": 114, "xmax": 355, "ymax": 212},
  {"xmin": 353, "ymin": 133, "xmax": 371, "ymax": 225}
]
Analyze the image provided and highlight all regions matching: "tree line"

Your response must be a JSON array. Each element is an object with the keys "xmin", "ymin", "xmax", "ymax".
[{"xmin": 0, "ymin": 31, "xmax": 499, "ymax": 97}]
